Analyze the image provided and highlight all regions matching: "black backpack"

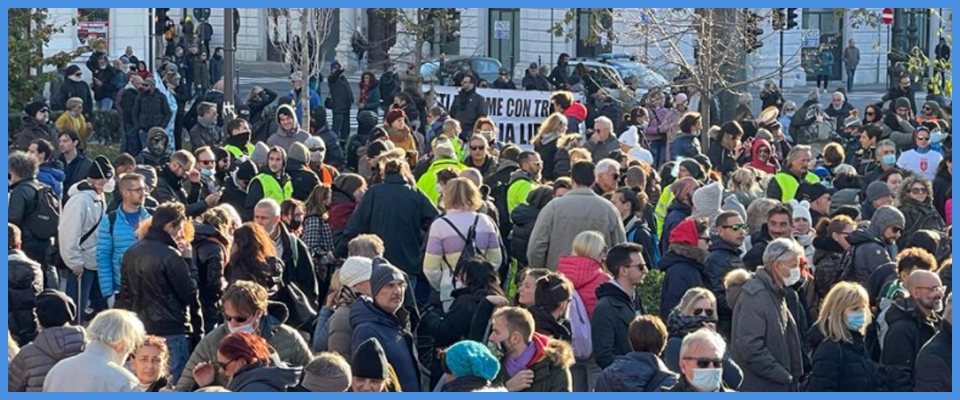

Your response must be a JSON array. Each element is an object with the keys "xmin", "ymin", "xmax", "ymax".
[
  {"xmin": 440, "ymin": 215, "xmax": 483, "ymax": 275},
  {"xmin": 22, "ymin": 182, "xmax": 62, "ymax": 241},
  {"xmin": 489, "ymin": 180, "xmax": 513, "ymax": 239}
]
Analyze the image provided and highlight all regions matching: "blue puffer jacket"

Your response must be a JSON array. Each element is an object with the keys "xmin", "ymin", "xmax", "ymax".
[
  {"xmin": 670, "ymin": 133, "xmax": 702, "ymax": 161},
  {"xmin": 38, "ymin": 162, "xmax": 65, "ymax": 199},
  {"xmin": 350, "ymin": 296, "xmax": 420, "ymax": 392},
  {"xmin": 96, "ymin": 207, "xmax": 151, "ymax": 297}
]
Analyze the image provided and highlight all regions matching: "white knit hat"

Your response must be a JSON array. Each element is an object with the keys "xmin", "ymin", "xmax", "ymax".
[
  {"xmin": 789, "ymin": 200, "xmax": 812, "ymax": 222},
  {"xmin": 618, "ymin": 126, "xmax": 639, "ymax": 148},
  {"xmin": 692, "ymin": 181, "xmax": 723, "ymax": 226},
  {"xmin": 339, "ymin": 257, "xmax": 373, "ymax": 288}
]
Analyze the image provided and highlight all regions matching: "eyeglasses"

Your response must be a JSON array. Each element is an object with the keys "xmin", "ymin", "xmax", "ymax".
[
  {"xmin": 611, "ymin": 173, "xmax": 621, "ymax": 181},
  {"xmin": 692, "ymin": 308, "xmax": 715, "ymax": 317},
  {"xmin": 126, "ymin": 186, "xmax": 145, "ymax": 193},
  {"xmin": 891, "ymin": 226, "xmax": 903, "ymax": 234},
  {"xmin": 916, "ymin": 285, "xmax": 946, "ymax": 293},
  {"xmin": 470, "ymin": 146, "xmax": 486, "ymax": 151},
  {"xmin": 217, "ymin": 359, "xmax": 237, "ymax": 371},
  {"xmin": 722, "ymin": 223, "xmax": 749, "ymax": 232},
  {"xmin": 865, "ymin": 112, "xmax": 876, "ymax": 116},
  {"xmin": 683, "ymin": 357, "xmax": 723, "ymax": 368},
  {"xmin": 923, "ymin": 107, "xmax": 932, "ymax": 111},
  {"xmin": 784, "ymin": 108, "xmax": 796, "ymax": 112},
  {"xmin": 910, "ymin": 187, "xmax": 928, "ymax": 194},
  {"xmin": 198, "ymin": 159, "xmax": 215, "ymax": 166}
]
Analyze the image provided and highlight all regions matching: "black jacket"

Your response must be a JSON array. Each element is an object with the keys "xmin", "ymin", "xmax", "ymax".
[
  {"xmin": 509, "ymin": 203, "xmax": 540, "ymax": 267},
  {"xmin": 703, "ymin": 236, "xmax": 745, "ymax": 337},
  {"xmin": 534, "ymin": 137, "xmax": 561, "ymax": 182},
  {"xmin": 658, "ymin": 244, "xmax": 708, "ymax": 316},
  {"xmin": 530, "ymin": 305, "xmax": 572, "ymax": 342},
  {"xmin": 449, "ymin": 88, "xmax": 486, "ymax": 134},
  {"xmin": 55, "ymin": 79, "xmax": 93, "ymax": 118},
  {"xmin": 287, "ymin": 161, "xmax": 321, "ymax": 202},
  {"xmin": 592, "ymin": 281, "xmax": 644, "ymax": 369},
  {"xmin": 595, "ymin": 351, "xmax": 678, "ymax": 392},
  {"xmin": 58, "ymin": 153, "xmax": 94, "ymax": 200},
  {"xmin": 220, "ymin": 178, "xmax": 250, "ymax": 221},
  {"xmin": 807, "ymin": 330, "xmax": 882, "ymax": 392},
  {"xmin": 8, "ymin": 179, "xmax": 44, "ymax": 243},
  {"xmin": 154, "ymin": 167, "xmax": 207, "ymax": 217},
  {"xmin": 881, "ymin": 296, "xmax": 940, "ymax": 392},
  {"xmin": 15, "ymin": 116, "xmax": 58, "ymax": 154},
  {"xmin": 337, "ymin": 173, "xmax": 439, "ymax": 276},
  {"xmin": 420, "ymin": 287, "xmax": 495, "ymax": 348},
  {"xmin": 277, "ymin": 224, "xmax": 319, "ymax": 309},
  {"xmin": 743, "ymin": 224, "xmax": 774, "ymax": 271},
  {"xmin": 896, "ymin": 198, "xmax": 946, "ymax": 249},
  {"xmin": 464, "ymin": 155, "xmax": 498, "ymax": 178},
  {"xmin": 315, "ymin": 126, "xmax": 346, "ymax": 170},
  {"xmin": 522, "ymin": 72, "xmax": 552, "ymax": 91},
  {"xmin": 115, "ymin": 227, "xmax": 200, "ymax": 336},
  {"xmin": 933, "ymin": 169, "xmax": 951, "ymax": 221},
  {"xmin": 118, "ymin": 88, "xmax": 140, "ymax": 129},
  {"xmin": 8, "ymin": 250, "xmax": 42, "ymax": 345},
  {"xmin": 133, "ymin": 90, "xmax": 173, "ymax": 132},
  {"xmin": 246, "ymin": 88, "xmax": 277, "ymax": 128},
  {"xmin": 913, "ymin": 322, "xmax": 951, "ymax": 392},
  {"xmin": 707, "ymin": 140, "xmax": 739, "ymax": 178},
  {"xmin": 327, "ymin": 70, "xmax": 354, "ymax": 114},
  {"xmin": 659, "ymin": 201, "xmax": 692, "ymax": 255},
  {"xmin": 192, "ymin": 222, "xmax": 229, "ymax": 333}
]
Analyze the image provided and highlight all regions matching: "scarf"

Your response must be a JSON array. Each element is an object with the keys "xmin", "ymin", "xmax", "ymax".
[{"xmin": 504, "ymin": 340, "xmax": 537, "ymax": 377}]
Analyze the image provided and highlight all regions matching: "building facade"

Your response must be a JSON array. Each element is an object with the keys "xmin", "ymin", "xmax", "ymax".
[{"xmin": 42, "ymin": 8, "xmax": 950, "ymax": 88}]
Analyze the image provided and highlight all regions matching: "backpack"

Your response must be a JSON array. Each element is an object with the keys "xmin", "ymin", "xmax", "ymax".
[
  {"xmin": 440, "ymin": 214, "xmax": 483, "ymax": 275},
  {"xmin": 22, "ymin": 182, "xmax": 62, "ymax": 241},
  {"xmin": 568, "ymin": 290, "xmax": 593, "ymax": 359},
  {"xmin": 834, "ymin": 241, "xmax": 865, "ymax": 285},
  {"xmin": 490, "ymin": 180, "xmax": 513, "ymax": 238}
]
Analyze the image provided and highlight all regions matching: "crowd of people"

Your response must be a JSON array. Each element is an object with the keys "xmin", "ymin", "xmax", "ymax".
[{"xmin": 7, "ymin": 40, "xmax": 954, "ymax": 392}]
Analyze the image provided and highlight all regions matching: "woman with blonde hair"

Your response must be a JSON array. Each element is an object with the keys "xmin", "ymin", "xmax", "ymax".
[
  {"xmin": 728, "ymin": 167, "xmax": 762, "ymax": 209},
  {"xmin": 556, "ymin": 231, "xmax": 609, "ymax": 317},
  {"xmin": 663, "ymin": 287, "xmax": 744, "ymax": 390},
  {"xmin": 807, "ymin": 282, "xmax": 880, "ymax": 392},
  {"xmin": 423, "ymin": 178, "xmax": 503, "ymax": 311},
  {"xmin": 55, "ymin": 97, "xmax": 93, "ymax": 148},
  {"xmin": 130, "ymin": 335, "xmax": 171, "ymax": 391},
  {"xmin": 532, "ymin": 112, "xmax": 569, "ymax": 181}
]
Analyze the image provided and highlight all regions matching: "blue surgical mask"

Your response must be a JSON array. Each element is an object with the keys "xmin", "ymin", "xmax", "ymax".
[
  {"xmin": 845, "ymin": 310, "xmax": 866, "ymax": 331},
  {"xmin": 930, "ymin": 130, "xmax": 947, "ymax": 144},
  {"xmin": 882, "ymin": 154, "xmax": 897, "ymax": 166},
  {"xmin": 691, "ymin": 368, "xmax": 723, "ymax": 392},
  {"xmin": 200, "ymin": 167, "xmax": 215, "ymax": 177}
]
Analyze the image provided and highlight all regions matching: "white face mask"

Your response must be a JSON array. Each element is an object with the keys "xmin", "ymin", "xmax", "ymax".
[
  {"xmin": 227, "ymin": 312, "xmax": 260, "ymax": 334},
  {"xmin": 783, "ymin": 266, "xmax": 801, "ymax": 287},
  {"xmin": 103, "ymin": 179, "xmax": 116, "ymax": 193},
  {"xmin": 691, "ymin": 368, "xmax": 723, "ymax": 392},
  {"xmin": 785, "ymin": 111, "xmax": 796, "ymax": 118},
  {"xmin": 639, "ymin": 121, "xmax": 649, "ymax": 130}
]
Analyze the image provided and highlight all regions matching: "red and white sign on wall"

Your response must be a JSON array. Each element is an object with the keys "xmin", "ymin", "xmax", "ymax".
[{"xmin": 882, "ymin": 8, "xmax": 894, "ymax": 25}]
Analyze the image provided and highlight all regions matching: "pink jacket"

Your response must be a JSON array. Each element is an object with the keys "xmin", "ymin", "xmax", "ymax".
[{"xmin": 556, "ymin": 255, "xmax": 610, "ymax": 318}]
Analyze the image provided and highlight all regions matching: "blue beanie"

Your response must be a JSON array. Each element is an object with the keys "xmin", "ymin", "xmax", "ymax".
[{"xmin": 444, "ymin": 340, "xmax": 500, "ymax": 381}]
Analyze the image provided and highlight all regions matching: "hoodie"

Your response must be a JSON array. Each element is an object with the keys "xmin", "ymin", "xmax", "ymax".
[
  {"xmin": 59, "ymin": 181, "xmax": 106, "ymax": 272},
  {"xmin": 267, "ymin": 104, "xmax": 311, "ymax": 152},
  {"xmin": 659, "ymin": 242, "xmax": 709, "ymax": 315},
  {"xmin": 880, "ymin": 296, "xmax": 940, "ymax": 392},
  {"xmin": 563, "ymin": 102, "xmax": 588, "ymax": 133},
  {"xmin": 748, "ymin": 139, "xmax": 778, "ymax": 174},
  {"xmin": 38, "ymin": 161, "xmax": 66, "ymax": 199},
  {"xmin": 226, "ymin": 363, "xmax": 303, "ymax": 392}
]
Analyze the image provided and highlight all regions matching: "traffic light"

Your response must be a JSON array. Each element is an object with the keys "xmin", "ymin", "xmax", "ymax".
[
  {"xmin": 746, "ymin": 11, "xmax": 764, "ymax": 54},
  {"xmin": 786, "ymin": 8, "xmax": 799, "ymax": 30},
  {"xmin": 772, "ymin": 8, "xmax": 785, "ymax": 31}
]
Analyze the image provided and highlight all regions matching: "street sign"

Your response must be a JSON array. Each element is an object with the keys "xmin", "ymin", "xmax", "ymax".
[
  {"xmin": 801, "ymin": 29, "xmax": 821, "ymax": 48},
  {"xmin": 193, "ymin": 8, "xmax": 211, "ymax": 21},
  {"xmin": 494, "ymin": 20, "xmax": 510, "ymax": 40},
  {"xmin": 881, "ymin": 8, "xmax": 894, "ymax": 25}
]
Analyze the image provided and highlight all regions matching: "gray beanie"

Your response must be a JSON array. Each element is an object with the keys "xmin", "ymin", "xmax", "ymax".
[
  {"xmin": 288, "ymin": 142, "xmax": 311, "ymax": 164},
  {"xmin": 251, "ymin": 142, "xmax": 271, "ymax": 167},
  {"xmin": 692, "ymin": 181, "xmax": 722, "ymax": 226},
  {"xmin": 869, "ymin": 205, "xmax": 906, "ymax": 238},
  {"xmin": 370, "ymin": 257, "xmax": 405, "ymax": 298},
  {"xmin": 865, "ymin": 181, "xmax": 893, "ymax": 202}
]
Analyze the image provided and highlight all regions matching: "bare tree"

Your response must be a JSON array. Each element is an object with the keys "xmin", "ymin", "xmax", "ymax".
[
  {"xmin": 267, "ymin": 8, "xmax": 336, "ymax": 128},
  {"xmin": 552, "ymin": 8, "xmax": 808, "ymax": 144}
]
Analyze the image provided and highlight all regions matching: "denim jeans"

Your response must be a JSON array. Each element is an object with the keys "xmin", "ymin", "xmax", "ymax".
[
  {"xmin": 649, "ymin": 140, "xmax": 666, "ymax": 168},
  {"xmin": 98, "ymin": 98, "xmax": 114, "ymax": 111},
  {"xmin": 163, "ymin": 334, "xmax": 190, "ymax": 384},
  {"xmin": 846, "ymin": 68, "xmax": 856, "ymax": 92},
  {"xmin": 332, "ymin": 113, "xmax": 350, "ymax": 142},
  {"xmin": 64, "ymin": 269, "xmax": 107, "ymax": 325}
]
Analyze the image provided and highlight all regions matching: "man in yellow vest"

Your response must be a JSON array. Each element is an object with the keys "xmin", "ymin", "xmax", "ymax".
[
  {"xmin": 244, "ymin": 146, "xmax": 293, "ymax": 218},
  {"xmin": 223, "ymin": 118, "xmax": 255, "ymax": 161},
  {"xmin": 767, "ymin": 144, "xmax": 820, "ymax": 202},
  {"xmin": 416, "ymin": 138, "xmax": 467, "ymax": 206}
]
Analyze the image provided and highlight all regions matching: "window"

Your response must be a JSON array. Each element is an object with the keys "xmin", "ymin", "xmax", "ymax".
[{"xmin": 576, "ymin": 8, "xmax": 613, "ymax": 58}]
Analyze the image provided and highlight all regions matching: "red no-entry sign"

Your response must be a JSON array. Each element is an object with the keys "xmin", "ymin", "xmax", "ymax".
[{"xmin": 882, "ymin": 8, "xmax": 894, "ymax": 25}]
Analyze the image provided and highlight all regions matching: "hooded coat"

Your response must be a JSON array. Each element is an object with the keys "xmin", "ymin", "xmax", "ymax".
[
  {"xmin": 226, "ymin": 363, "xmax": 303, "ymax": 392},
  {"xmin": 493, "ymin": 333, "xmax": 574, "ymax": 392},
  {"xmin": 59, "ymin": 181, "xmax": 106, "ymax": 273},
  {"xmin": 350, "ymin": 296, "xmax": 421, "ymax": 392},
  {"xmin": 592, "ymin": 281, "xmax": 645, "ymax": 369},
  {"xmin": 896, "ymin": 182, "xmax": 946, "ymax": 249},
  {"xmin": 508, "ymin": 187, "xmax": 553, "ymax": 267},
  {"xmin": 703, "ymin": 236, "xmax": 745, "ymax": 337},
  {"xmin": 8, "ymin": 325, "xmax": 86, "ymax": 392},
  {"xmin": 192, "ymin": 222, "xmax": 230, "ymax": 332},
  {"xmin": 659, "ymin": 242, "xmax": 709, "ymax": 316},
  {"xmin": 37, "ymin": 161, "xmax": 66, "ymax": 199},
  {"xmin": 880, "ymin": 296, "xmax": 940, "ymax": 392},
  {"xmin": 15, "ymin": 116, "xmax": 59, "ymax": 156},
  {"xmin": 662, "ymin": 311, "xmax": 744, "ymax": 389},
  {"xmin": 267, "ymin": 104, "xmax": 311, "ymax": 152},
  {"xmin": 729, "ymin": 267, "xmax": 805, "ymax": 392},
  {"xmin": 556, "ymin": 256, "xmax": 609, "ymax": 317},
  {"xmin": 595, "ymin": 351, "xmax": 678, "ymax": 392},
  {"xmin": 8, "ymin": 250, "xmax": 43, "ymax": 345},
  {"xmin": 846, "ymin": 226, "xmax": 896, "ymax": 285},
  {"xmin": 748, "ymin": 139, "xmax": 779, "ymax": 174}
]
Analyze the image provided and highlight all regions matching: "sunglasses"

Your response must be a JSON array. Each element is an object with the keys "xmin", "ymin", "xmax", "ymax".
[
  {"xmin": 684, "ymin": 357, "xmax": 723, "ymax": 368},
  {"xmin": 198, "ymin": 159, "xmax": 215, "ymax": 166},
  {"xmin": 891, "ymin": 226, "xmax": 903, "ymax": 234},
  {"xmin": 865, "ymin": 112, "xmax": 876, "ymax": 116},
  {"xmin": 611, "ymin": 173, "xmax": 621, "ymax": 181},
  {"xmin": 722, "ymin": 223, "xmax": 749, "ymax": 232},
  {"xmin": 470, "ymin": 146, "xmax": 485, "ymax": 151},
  {"xmin": 784, "ymin": 108, "xmax": 796, "ymax": 112},
  {"xmin": 39, "ymin": 108, "xmax": 50, "ymax": 113},
  {"xmin": 917, "ymin": 137, "xmax": 930, "ymax": 142},
  {"xmin": 73, "ymin": 74, "xmax": 82, "ymax": 77},
  {"xmin": 923, "ymin": 107, "xmax": 932, "ymax": 111},
  {"xmin": 223, "ymin": 313, "xmax": 252, "ymax": 324},
  {"xmin": 692, "ymin": 308, "xmax": 715, "ymax": 317},
  {"xmin": 910, "ymin": 187, "xmax": 928, "ymax": 194}
]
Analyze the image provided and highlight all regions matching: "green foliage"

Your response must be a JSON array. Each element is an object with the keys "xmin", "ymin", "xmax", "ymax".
[
  {"xmin": 637, "ymin": 269, "xmax": 665, "ymax": 317},
  {"xmin": 7, "ymin": 8, "xmax": 104, "ymax": 115}
]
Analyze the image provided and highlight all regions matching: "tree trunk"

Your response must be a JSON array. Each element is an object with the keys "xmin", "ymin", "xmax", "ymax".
[{"xmin": 300, "ymin": 8, "xmax": 311, "ymax": 130}]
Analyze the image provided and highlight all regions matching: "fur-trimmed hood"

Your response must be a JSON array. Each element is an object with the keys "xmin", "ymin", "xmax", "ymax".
[
  {"xmin": 665, "ymin": 242, "xmax": 708, "ymax": 265},
  {"xmin": 533, "ymin": 332, "xmax": 575, "ymax": 369}
]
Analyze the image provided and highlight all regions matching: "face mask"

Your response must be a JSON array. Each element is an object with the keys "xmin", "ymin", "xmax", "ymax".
[
  {"xmin": 881, "ymin": 154, "xmax": 897, "ymax": 166},
  {"xmin": 287, "ymin": 219, "xmax": 303, "ymax": 231},
  {"xmin": 200, "ymin": 167, "xmax": 215, "ymax": 177},
  {"xmin": 103, "ymin": 179, "xmax": 116, "ymax": 193},
  {"xmin": 691, "ymin": 368, "xmax": 723, "ymax": 392},
  {"xmin": 68, "ymin": 75, "xmax": 82, "ymax": 82},
  {"xmin": 795, "ymin": 232, "xmax": 813, "ymax": 246},
  {"xmin": 69, "ymin": 110, "xmax": 80, "ymax": 117},
  {"xmin": 783, "ymin": 266, "xmax": 801, "ymax": 287},
  {"xmin": 785, "ymin": 111, "xmax": 796, "ymax": 118},
  {"xmin": 930, "ymin": 130, "xmax": 946, "ymax": 144},
  {"xmin": 639, "ymin": 121, "xmax": 649, "ymax": 130},
  {"xmin": 227, "ymin": 319, "xmax": 256, "ymax": 334},
  {"xmin": 845, "ymin": 310, "xmax": 866, "ymax": 331}
]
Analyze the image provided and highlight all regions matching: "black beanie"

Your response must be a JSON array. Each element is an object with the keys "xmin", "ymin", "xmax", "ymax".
[
  {"xmin": 351, "ymin": 337, "xmax": 389, "ymax": 380},
  {"xmin": 235, "ymin": 159, "xmax": 259, "ymax": 182},
  {"xmin": 37, "ymin": 289, "xmax": 76, "ymax": 328},
  {"xmin": 679, "ymin": 159, "xmax": 705, "ymax": 181},
  {"xmin": 366, "ymin": 140, "xmax": 396, "ymax": 159},
  {"xmin": 24, "ymin": 100, "xmax": 49, "ymax": 117},
  {"xmin": 88, "ymin": 155, "xmax": 115, "ymax": 180}
]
